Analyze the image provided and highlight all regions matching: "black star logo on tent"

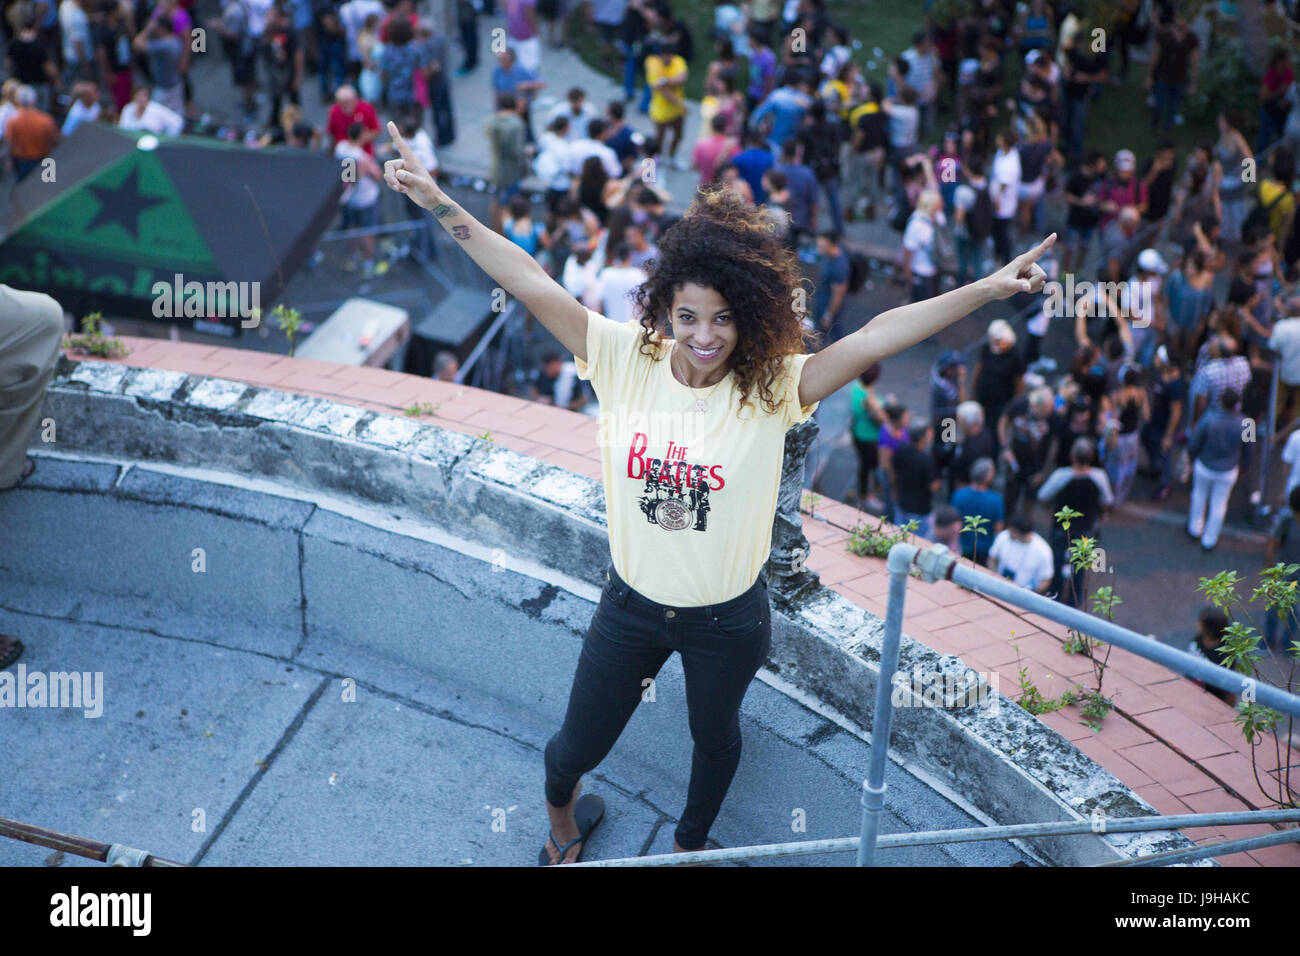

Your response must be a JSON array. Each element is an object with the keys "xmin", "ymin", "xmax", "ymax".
[{"xmin": 85, "ymin": 165, "xmax": 168, "ymax": 240}]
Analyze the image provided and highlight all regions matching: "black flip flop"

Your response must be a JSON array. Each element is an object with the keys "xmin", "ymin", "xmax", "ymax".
[
  {"xmin": 0, "ymin": 637, "xmax": 24, "ymax": 671},
  {"xmin": 538, "ymin": 793, "xmax": 604, "ymax": 865}
]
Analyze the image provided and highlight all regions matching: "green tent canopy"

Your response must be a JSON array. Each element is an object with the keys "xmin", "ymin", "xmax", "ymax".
[{"xmin": 0, "ymin": 123, "xmax": 345, "ymax": 336}]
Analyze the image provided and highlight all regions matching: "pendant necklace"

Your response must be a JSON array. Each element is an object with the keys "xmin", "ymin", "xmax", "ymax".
[{"xmin": 673, "ymin": 344, "xmax": 725, "ymax": 414}]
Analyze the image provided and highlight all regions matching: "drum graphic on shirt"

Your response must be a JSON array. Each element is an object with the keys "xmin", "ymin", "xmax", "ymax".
[
  {"xmin": 638, "ymin": 456, "xmax": 713, "ymax": 531},
  {"xmin": 654, "ymin": 498, "xmax": 693, "ymax": 530}
]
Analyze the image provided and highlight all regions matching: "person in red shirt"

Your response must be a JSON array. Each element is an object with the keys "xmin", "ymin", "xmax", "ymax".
[
  {"xmin": 327, "ymin": 84, "xmax": 379, "ymax": 155},
  {"xmin": 691, "ymin": 113, "xmax": 739, "ymax": 185},
  {"xmin": 1098, "ymin": 148, "xmax": 1147, "ymax": 227},
  {"xmin": 5, "ymin": 86, "xmax": 58, "ymax": 181},
  {"xmin": 1258, "ymin": 47, "xmax": 1295, "ymax": 154},
  {"xmin": 379, "ymin": 0, "xmax": 418, "ymax": 42}
]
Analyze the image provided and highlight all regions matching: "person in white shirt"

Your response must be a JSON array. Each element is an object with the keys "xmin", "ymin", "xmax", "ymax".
[
  {"xmin": 61, "ymin": 81, "xmax": 101, "ymax": 135},
  {"xmin": 902, "ymin": 188, "xmax": 943, "ymax": 302},
  {"xmin": 587, "ymin": 242, "xmax": 647, "ymax": 323},
  {"xmin": 562, "ymin": 244, "xmax": 600, "ymax": 301},
  {"xmin": 567, "ymin": 117, "xmax": 621, "ymax": 179},
  {"xmin": 388, "ymin": 116, "xmax": 437, "ymax": 260},
  {"xmin": 339, "ymin": 0, "xmax": 385, "ymax": 71},
  {"xmin": 991, "ymin": 128, "xmax": 1022, "ymax": 263},
  {"xmin": 547, "ymin": 87, "xmax": 598, "ymax": 142},
  {"xmin": 334, "ymin": 120, "xmax": 383, "ymax": 272},
  {"xmin": 1281, "ymin": 428, "xmax": 1300, "ymax": 499},
  {"xmin": 404, "ymin": 123, "xmax": 438, "ymax": 175},
  {"xmin": 535, "ymin": 114, "xmax": 574, "ymax": 210},
  {"xmin": 244, "ymin": 0, "xmax": 275, "ymax": 39},
  {"xmin": 117, "ymin": 87, "xmax": 184, "ymax": 136},
  {"xmin": 59, "ymin": 0, "xmax": 93, "ymax": 76},
  {"xmin": 1268, "ymin": 299, "xmax": 1300, "ymax": 427},
  {"xmin": 988, "ymin": 514, "xmax": 1055, "ymax": 593}
]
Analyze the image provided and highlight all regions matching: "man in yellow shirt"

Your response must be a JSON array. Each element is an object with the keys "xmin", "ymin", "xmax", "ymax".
[
  {"xmin": 1257, "ymin": 150, "xmax": 1296, "ymax": 244},
  {"xmin": 645, "ymin": 41, "xmax": 688, "ymax": 169}
]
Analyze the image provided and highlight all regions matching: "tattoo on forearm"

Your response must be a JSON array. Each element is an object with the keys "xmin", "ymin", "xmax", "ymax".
[
  {"xmin": 451, "ymin": 224, "xmax": 470, "ymax": 240},
  {"xmin": 431, "ymin": 203, "xmax": 457, "ymax": 219}
]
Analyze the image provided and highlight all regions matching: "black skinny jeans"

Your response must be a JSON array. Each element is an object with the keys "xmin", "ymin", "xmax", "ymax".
[{"xmin": 544, "ymin": 563, "xmax": 771, "ymax": 851}]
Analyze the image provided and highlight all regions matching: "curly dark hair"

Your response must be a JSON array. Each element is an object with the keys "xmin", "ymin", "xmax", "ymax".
[{"xmin": 630, "ymin": 184, "xmax": 816, "ymax": 417}]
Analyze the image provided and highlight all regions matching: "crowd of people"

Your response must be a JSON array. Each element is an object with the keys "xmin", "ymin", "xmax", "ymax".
[
  {"xmin": 0, "ymin": 0, "xmax": 461, "ymax": 176},
  {"xmin": 6, "ymin": 0, "xmax": 1300, "ymax": 646}
]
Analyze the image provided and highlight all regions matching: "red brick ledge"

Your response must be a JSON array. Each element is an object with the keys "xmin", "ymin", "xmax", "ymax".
[{"xmin": 63, "ymin": 335, "xmax": 1300, "ymax": 865}]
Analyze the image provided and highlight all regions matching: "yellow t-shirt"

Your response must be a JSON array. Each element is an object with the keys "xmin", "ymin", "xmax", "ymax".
[
  {"xmin": 820, "ymin": 79, "xmax": 850, "ymax": 118},
  {"xmin": 574, "ymin": 308, "xmax": 820, "ymax": 606},
  {"xmin": 1259, "ymin": 179, "xmax": 1295, "ymax": 240},
  {"xmin": 848, "ymin": 100, "xmax": 880, "ymax": 128},
  {"xmin": 646, "ymin": 55, "xmax": 688, "ymax": 124}
]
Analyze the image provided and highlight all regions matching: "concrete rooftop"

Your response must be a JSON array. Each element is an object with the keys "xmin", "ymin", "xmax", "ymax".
[
  {"xmin": 1, "ymin": 454, "xmax": 1028, "ymax": 866},
  {"xmin": 2, "ymin": 341, "xmax": 1296, "ymax": 866}
]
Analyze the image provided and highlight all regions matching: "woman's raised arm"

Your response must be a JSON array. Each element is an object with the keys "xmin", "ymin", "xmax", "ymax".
[{"xmin": 381, "ymin": 121, "xmax": 589, "ymax": 362}]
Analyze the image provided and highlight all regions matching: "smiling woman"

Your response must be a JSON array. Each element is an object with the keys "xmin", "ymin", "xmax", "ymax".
[
  {"xmin": 380, "ymin": 121, "xmax": 1052, "ymax": 866},
  {"xmin": 630, "ymin": 187, "xmax": 813, "ymax": 412}
]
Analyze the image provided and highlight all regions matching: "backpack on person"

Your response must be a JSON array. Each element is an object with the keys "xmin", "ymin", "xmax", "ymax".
[{"xmin": 1241, "ymin": 185, "xmax": 1287, "ymax": 247}]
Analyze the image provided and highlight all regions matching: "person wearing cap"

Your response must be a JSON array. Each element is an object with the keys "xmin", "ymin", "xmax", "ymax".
[
  {"xmin": 1099, "ymin": 149, "xmax": 1148, "ymax": 229},
  {"xmin": 1126, "ymin": 247, "xmax": 1169, "ymax": 368}
]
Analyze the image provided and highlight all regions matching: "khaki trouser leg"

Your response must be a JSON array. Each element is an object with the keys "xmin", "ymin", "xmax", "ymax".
[{"xmin": 0, "ymin": 286, "xmax": 65, "ymax": 488}]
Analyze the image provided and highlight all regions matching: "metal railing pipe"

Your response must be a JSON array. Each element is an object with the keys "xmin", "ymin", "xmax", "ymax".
[
  {"xmin": 904, "ymin": 543, "xmax": 1300, "ymax": 718},
  {"xmin": 1095, "ymin": 827, "xmax": 1300, "ymax": 867},
  {"xmin": 857, "ymin": 546, "xmax": 913, "ymax": 865},
  {"xmin": 560, "ymin": 809, "xmax": 1300, "ymax": 866},
  {"xmin": 0, "ymin": 817, "xmax": 186, "ymax": 867}
]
